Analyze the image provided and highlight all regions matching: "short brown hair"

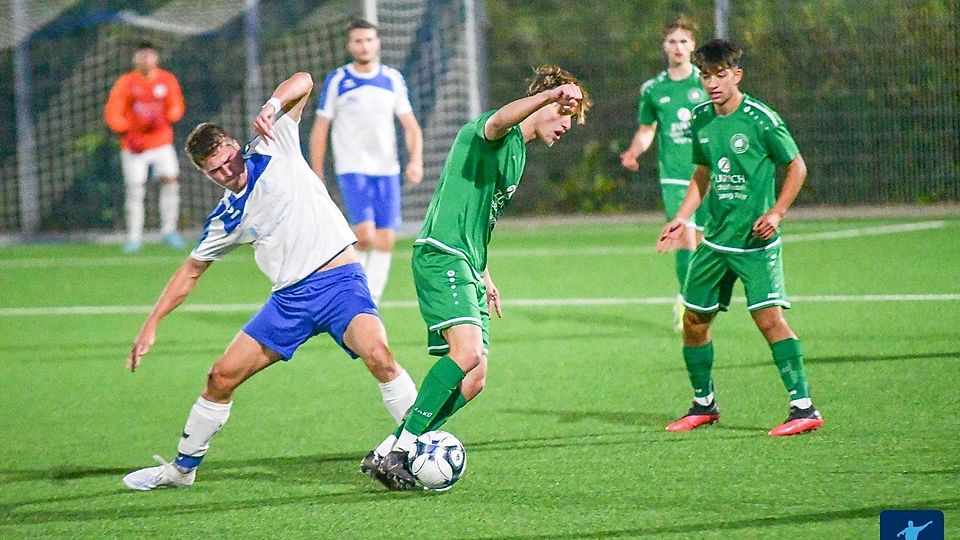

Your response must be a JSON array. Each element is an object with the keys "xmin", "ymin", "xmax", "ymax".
[
  {"xmin": 526, "ymin": 65, "xmax": 592, "ymax": 124},
  {"xmin": 347, "ymin": 18, "xmax": 377, "ymax": 35},
  {"xmin": 185, "ymin": 123, "xmax": 232, "ymax": 169},
  {"xmin": 693, "ymin": 39, "xmax": 743, "ymax": 73},
  {"xmin": 665, "ymin": 17, "xmax": 697, "ymax": 38}
]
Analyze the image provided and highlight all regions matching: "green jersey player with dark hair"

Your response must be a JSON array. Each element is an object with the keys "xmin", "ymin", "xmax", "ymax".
[
  {"xmin": 621, "ymin": 17, "xmax": 710, "ymax": 331},
  {"xmin": 365, "ymin": 65, "xmax": 592, "ymax": 490},
  {"xmin": 657, "ymin": 39, "xmax": 823, "ymax": 437}
]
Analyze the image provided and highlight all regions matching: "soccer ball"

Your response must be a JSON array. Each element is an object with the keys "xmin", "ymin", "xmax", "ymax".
[{"xmin": 407, "ymin": 430, "xmax": 466, "ymax": 491}]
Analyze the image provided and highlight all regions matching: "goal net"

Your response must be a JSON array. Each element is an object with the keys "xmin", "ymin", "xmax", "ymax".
[{"xmin": 0, "ymin": 0, "xmax": 480, "ymax": 237}]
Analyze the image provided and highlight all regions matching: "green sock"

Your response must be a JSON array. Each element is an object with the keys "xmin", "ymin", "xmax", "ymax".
[
  {"xmin": 683, "ymin": 342, "xmax": 714, "ymax": 399},
  {"xmin": 425, "ymin": 391, "xmax": 469, "ymax": 432},
  {"xmin": 771, "ymin": 338, "xmax": 810, "ymax": 400},
  {"xmin": 402, "ymin": 356, "xmax": 466, "ymax": 436},
  {"xmin": 675, "ymin": 249, "xmax": 692, "ymax": 289}
]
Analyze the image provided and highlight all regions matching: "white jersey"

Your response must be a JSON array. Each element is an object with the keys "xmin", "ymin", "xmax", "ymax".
[
  {"xmin": 191, "ymin": 114, "xmax": 357, "ymax": 291},
  {"xmin": 316, "ymin": 62, "xmax": 413, "ymax": 176}
]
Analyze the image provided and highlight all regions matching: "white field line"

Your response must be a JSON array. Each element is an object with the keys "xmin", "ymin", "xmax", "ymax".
[
  {"xmin": 1, "ymin": 294, "xmax": 958, "ymax": 317},
  {"xmin": 0, "ymin": 220, "xmax": 949, "ymax": 268}
]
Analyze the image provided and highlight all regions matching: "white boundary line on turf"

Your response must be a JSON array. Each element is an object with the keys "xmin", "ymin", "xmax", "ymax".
[
  {"xmin": 0, "ymin": 220, "xmax": 949, "ymax": 268},
  {"xmin": 1, "ymin": 294, "xmax": 957, "ymax": 317}
]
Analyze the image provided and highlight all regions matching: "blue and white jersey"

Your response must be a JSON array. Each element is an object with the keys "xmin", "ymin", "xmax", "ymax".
[
  {"xmin": 191, "ymin": 114, "xmax": 357, "ymax": 291},
  {"xmin": 316, "ymin": 62, "xmax": 413, "ymax": 176}
]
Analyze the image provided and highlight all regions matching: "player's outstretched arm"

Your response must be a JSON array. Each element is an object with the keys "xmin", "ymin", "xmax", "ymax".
[
  {"xmin": 127, "ymin": 257, "xmax": 212, "ymax": 372},
  {"xmin": 253, "ymin": 72, "xmax": 314, "ymax": 141},
  {"xmin": 657, "ymin": 164, "xmax": 709, "ymax": 252},
  {"xmin": 483, "ymin": 84, "xmax": 582, "ymax": 141},
  {"xmin": 620, "ymin": 123, "xmax": 656, "ymax": 171},
  {"xmin": 752, "ymin": 154, "xmax": 807, "ymax": 240}
]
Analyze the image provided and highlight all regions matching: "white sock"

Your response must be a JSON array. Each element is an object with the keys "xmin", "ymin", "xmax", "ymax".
[
  {"xmin": 366, "ymin": 249, "xmax": 392, "ymax": 305},
  {"xmin": 378, "ymin": 369, "xmax": 417, "ymax": 423},
  {"xmin": 159, "ymin": 181, "xmax": 180, "ymax": 235},
  {"xmin": 375, "ymin": 434, "xmax": 397, "ymax": 457},
  {"xmin": 790, "ymin": 397, "xmax": 812, "ymax": 409},
  {"xmin": 174, "ymin": 396, "xmax": 232, "ymax": 469},
  {"xmin": 125, "ymin": 182, "xmax": 145, "ymax": 245},
  {"xmin": 393, "ymin": 429, "xmax": 418, "ymax": 453},
  {"xmin": 356, "ymin": 249, "xmax": 370, "ymax": 268},
  {"xmin": 693, "ymin": 393, "xmax": 714, "ymax": 406}
]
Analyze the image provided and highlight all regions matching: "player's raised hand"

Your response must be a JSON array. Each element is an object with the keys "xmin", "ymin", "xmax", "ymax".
[
  {"xmin": 253, "ymin": 102, "xmax": 277, "ymax": 143},
  {"xmin": 752, "ymin": 210, "xmax": 782, "ymax": 240},
  {"xmin": 126, "ymin": 325, "xmax": 157, "ymax": 372},
  {"xmin": 656, "ymin": 218, "xmax": 687, "ymax": 253},
  {"xmin": 552, "ymin": 84, "xmax": 582, "ymax": 111}
]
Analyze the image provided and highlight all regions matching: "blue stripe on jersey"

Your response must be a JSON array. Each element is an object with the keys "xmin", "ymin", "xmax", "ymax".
[
  {"xmin": 197, "ymin": 153, "xmax": 272, "ymax": 242},
  {"xmin": 338, "ymin": 67, "xmax": 394, "ymax": 96},
  {"xmin": 316, "ymin": 69, "xmax": 339, "ymax": 113}
]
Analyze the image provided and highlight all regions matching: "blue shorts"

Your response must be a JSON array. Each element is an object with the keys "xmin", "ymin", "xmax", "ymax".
[
  {"xmin": 336, "ymin": 173, "xmax": 401, "ymax": 229},
  {"xmin": 242, "ymin": 263, "xmax": 379, "ymax": 360}
]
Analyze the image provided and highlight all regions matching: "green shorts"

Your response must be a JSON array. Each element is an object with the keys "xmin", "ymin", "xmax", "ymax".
[
  {"xmin": 411, "ymin": 245, "xmax": 490, "ymax": 356},
  {"xmin": 682, "ymin": 242, "xmax": 790, "ymax": 313},
  {"xmin": 660, "ymin": 181, "xmax": 709, "ymax": 231}
]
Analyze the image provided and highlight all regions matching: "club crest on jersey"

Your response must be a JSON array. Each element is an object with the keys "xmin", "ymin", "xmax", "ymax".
[
  {"xmin": 687, "ymin": 88, "xmax": 705, "ymax": 102},
  {"xmin": 730, "ymin": 133, "xmax": 750, "ymax": 154},
  {"xmin": 677, "ymin": 107, "xmax": 691, "ymax": 122},
  {"xmin": 718, "ymin": 157, "xmax": 732, "ymax": 173},
  {"xmin": 153, "ymin": 84, "xmax": 168, "ymax": 98}
]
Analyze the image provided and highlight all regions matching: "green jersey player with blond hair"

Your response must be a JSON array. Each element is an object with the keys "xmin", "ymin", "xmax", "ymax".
[
  {"xmin": 621, "ymin": 17, "xmax": 710, "ymax": 331},
  {"xmin": 657, "ymin": 39, "xmax": 823, "ymax": 437},
  {"xmin": 365, "ymin": 65, "xmax": 592, "ymax": 490}
]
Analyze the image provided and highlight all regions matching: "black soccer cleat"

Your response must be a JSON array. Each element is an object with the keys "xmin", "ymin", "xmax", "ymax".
[
  {"xmin": 375, "ymin": 450, "xmax": 418, "ymax": 491},
  {"xmin": 359, "ymin": 450, "xmax": 382, "ymax": 477},
  {"xmin": 769, "ymin": 405, "xmax": 824, "ymax": 437}
]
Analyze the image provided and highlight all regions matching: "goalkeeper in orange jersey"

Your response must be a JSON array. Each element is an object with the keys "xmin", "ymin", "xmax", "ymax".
[{"xmin": 104, "ymin": 41, "xmax": 186, "ymax": 253}]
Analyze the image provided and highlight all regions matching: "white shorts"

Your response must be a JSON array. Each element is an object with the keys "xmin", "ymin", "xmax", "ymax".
[{"xmin": 121, "ymin": 144, "xmax": 179, "ymax": 185}]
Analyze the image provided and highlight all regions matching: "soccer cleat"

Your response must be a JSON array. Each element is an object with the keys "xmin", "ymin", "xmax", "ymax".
[
  {"xmin": 375, "ymin": 449, "xmax": 417, "ymax": 491},
  {"xmin": 768, "ymin": 405, "xmax": 824, "ymax": 437},
  {"xmin": 162, "ymin": 232, "xmax": 186, "ymax": 250},
  {"xmin": 672, "ymin": 294, "xmax": 685, "ymax": 332},
  {"xmin": 359, "ymin": 450, "xmax": 383, "ymax": 477},
  {"xmin": 122, "ymin": 455, "xmax": 196, "ymax": 491},
  {"xmin": 666, "ymin": 400, "xmax": 720, "ymax": 431}
]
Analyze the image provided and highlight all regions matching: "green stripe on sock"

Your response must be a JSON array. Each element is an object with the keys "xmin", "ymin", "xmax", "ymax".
[
  {"xmin": 683, "ymin": 342, "xmax": 714, "ymax": 399},
  {"xmin": 771, "ymin": 338, "xmax": 810, "ymax": 400}
]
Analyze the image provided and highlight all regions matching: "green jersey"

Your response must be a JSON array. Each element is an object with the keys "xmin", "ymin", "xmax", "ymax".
[
  {"xmin": 415, "ymin": 110, "xmax": 526, "ymax": 275},
  {"xmin": 690, "ymin": 93, "xmax": 800, "ymax": 251},
  {"xmin": 637, "ymin": 69, "xmax": 708, "ymax": 183}
]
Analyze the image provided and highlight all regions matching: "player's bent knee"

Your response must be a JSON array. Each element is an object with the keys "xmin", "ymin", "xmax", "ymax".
[
  {"xmin": 360, "ymin": 342, "xmax": 399, "ymax": 380},
  {"xmin": 205, "ymin": 363, "xmax": 243, "ymax": 398}
]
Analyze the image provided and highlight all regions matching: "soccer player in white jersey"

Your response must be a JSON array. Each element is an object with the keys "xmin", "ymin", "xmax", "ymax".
[
  {"xmin": 121, "ymin": 72, "xmax": 418, "ymax": 491},
  {"xmin": 310, "ymin": 18, "xmax": 424, "ymax": 305}
]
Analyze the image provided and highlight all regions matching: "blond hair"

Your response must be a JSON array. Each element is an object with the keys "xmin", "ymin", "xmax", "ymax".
[{"xmin": 526, "ymin": 65, "xmax": 592, "ymax": 124}]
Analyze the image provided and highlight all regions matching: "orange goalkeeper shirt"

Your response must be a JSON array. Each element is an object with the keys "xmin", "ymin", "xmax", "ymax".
[{"xmin": 104, "ymin": 68, "xmax": 185, "ymax": 152}]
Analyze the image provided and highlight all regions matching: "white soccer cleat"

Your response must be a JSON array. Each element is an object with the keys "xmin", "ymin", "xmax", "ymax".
[{"xmin": 122, "ymin": 455, "xmax": 196, "ymax": 491}]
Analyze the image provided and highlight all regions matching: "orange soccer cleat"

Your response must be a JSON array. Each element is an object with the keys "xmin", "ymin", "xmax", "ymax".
[
  {"xmin": 666, "ymin": 400, "xmax": 720, "ymax": 431},
  {"xmin": 768, "ymin": 405, "xmax": 824, "ymax": 437}
]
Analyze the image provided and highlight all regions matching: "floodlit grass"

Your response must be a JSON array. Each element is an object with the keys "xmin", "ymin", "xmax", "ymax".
[{"xmin": 0, "ymin": 216, "xmax": 957, "ymax": 538}]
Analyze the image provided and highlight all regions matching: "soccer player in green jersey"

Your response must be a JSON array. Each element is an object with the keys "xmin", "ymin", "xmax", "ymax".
[
  {"xmin": 365, "ymin": 65, "xmax": 591, "ymax": 490},
  {"xmin": 656, "ymin": 39, "xmax": 824, "ymax": 437},
  {"xmin": 621, "ymin": 18, "xmax": 710, "ymax": 331}
]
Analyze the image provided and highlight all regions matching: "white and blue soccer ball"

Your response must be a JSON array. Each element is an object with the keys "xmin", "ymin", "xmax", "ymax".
[{"xmin": 407, "ymin": 430, "xmax": 466, "ymax": 491}]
